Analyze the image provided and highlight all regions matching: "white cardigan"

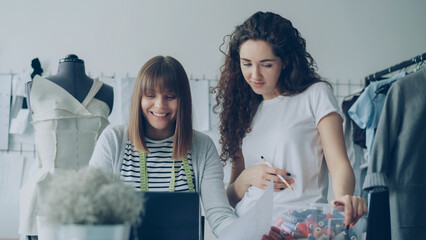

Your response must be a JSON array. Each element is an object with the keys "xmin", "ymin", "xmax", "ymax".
[{"xmin": 89, "ymin": 124, "xmax": 236, "ymax": 236}]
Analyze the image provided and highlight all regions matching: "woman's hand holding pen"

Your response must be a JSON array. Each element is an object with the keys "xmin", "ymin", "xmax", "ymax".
[
  {"xmin": 330, "ymin": 195, "xmax": 367, "ymax": 229},
  {"xmin": 241, "ymin": 165, "xmax": 294, "ymax": 192}
]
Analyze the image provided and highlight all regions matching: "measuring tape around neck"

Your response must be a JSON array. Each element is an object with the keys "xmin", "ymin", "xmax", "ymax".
[{"xmin": 139, "ymin": 151, "xmax": 194, "ymax": 192}]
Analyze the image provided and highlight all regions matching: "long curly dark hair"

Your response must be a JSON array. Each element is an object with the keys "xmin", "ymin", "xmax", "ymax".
[{"xmin": 213, "ymin": 11, "xmax": 329, "ymax": 164}]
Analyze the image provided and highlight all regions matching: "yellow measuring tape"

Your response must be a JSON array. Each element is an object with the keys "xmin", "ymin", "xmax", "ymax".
[{"xmin": 139, "ymin": 151, "xmax": 194, "ymax": 192}]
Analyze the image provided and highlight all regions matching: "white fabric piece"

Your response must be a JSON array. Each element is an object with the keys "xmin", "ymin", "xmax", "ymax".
[
  {"xmin": 0, "ymin": 74, "xmax": 12, "ymax": 150},
  {"xmin": 10, "ymin": 73, "xmax": 31, "ymax": 126},
  {"xmin": 118, "ymin": 77, "xmax": 136, "ymax": 125},
  {"xmin": 219, "ymin": 180, "xmax": 273, "ymax": 240},
  {"xmin": 190, "ymin": 80, "xmax": 210, "ymax": 132},
  {"xmin": 12, "ymin": 73, "xmax": 31, "ymax": 97},
  {"xmin": 19, "ymin": 75, "xmax": 110, "ymax": 235},
  {"xmin": 9, "ymin": 109, "xmax": 30, "ymax": 134}
]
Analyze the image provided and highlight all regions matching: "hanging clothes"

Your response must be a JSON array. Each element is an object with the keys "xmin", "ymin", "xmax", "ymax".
[
  {"xmin": 341, "ymin": 95, "xmax": 368, "ymax": 199},
  {"xmin": 363, "ymin": 67, "xmax": 426, "ymax": 239},
  {"xmin": 347, "ymin": 72, "xmax": 406, "ymax": 162},
  {"xmin": 342, "ymin": 93, "xmax": 366, "ymax": 149},
  {"xmin": 19, "ymin": 75, "xmax": 110, "ymax": 235}
]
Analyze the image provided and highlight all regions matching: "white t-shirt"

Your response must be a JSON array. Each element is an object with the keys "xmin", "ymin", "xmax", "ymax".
[{"xmin": 235, "ymin": 82, "xmax": 342, "ymax": 217}]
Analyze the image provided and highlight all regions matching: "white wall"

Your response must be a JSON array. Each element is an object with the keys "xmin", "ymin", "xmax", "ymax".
[
  {"xmin": 1, "ymin": 1, "xmax": 425, "ymax": 239},
  {"xmin": 1, "ymin": 0, "xmax": 425, "ymax": 81}
]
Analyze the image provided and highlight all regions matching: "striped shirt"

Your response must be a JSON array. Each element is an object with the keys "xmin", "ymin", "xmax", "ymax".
[{"xmin": 120, "ymin": 136, "xmax": 195, "ymax": 192}]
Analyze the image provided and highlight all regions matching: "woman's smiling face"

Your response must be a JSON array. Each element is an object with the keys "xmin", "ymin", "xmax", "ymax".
[{"xmin": 141, "ymin": 84, "xmax": 178, "ymax": 140}]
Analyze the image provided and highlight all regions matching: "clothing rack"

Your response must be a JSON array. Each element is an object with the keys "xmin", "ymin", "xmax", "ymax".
[{"xmin": 365, "ymin": 52, "xmax": 426, "ymax": 85}]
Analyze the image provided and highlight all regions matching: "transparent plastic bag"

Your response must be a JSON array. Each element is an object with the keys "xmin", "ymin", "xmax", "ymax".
[{"xmin": 271, "ymin": 203, "xmax": 367, "ymax": 240}]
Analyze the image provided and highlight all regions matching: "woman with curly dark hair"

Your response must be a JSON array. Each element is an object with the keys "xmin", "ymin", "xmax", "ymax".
[{"xmin": 213, "ymin": 11, "xmax": 366, "ymax": 229}]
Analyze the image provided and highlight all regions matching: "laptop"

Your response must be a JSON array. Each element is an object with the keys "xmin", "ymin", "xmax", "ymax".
[{"xmin": 129, "ymin": 191, "xmax": 202, "ymax": 240}]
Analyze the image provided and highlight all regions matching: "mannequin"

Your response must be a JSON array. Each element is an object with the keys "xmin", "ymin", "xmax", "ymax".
[
  {"xmin": 26, "ymin": 54, "xmax": 113, "ymax": 113},
  {"xmin": 20, "ymin": 55, "xmax": 113, "ymax": 239}
]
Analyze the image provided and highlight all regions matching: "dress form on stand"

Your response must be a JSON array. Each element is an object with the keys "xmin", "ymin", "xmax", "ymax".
[
  {"xmin": 20, "ymin": 55, "xmax": 113, "ymax": 237},
  {"xmin": 26, "ymin": 54, "xmax": 113, "ymax": 113}
]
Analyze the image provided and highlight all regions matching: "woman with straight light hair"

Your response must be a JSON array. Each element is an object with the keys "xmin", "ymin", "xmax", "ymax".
[{"xmin": 90, "ymin": 55, "xmax": 236, "ymax": 237}]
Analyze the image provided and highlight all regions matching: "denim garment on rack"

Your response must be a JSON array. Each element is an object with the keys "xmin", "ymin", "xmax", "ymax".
[{"xmin": 347, "ymin": 72, "xmax": 406, "ymax": 162}]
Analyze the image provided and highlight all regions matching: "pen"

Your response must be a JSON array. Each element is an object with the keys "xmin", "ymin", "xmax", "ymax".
[{"xmin": 261, "ymin": 156, "xmax": 294, "ymax": 191}]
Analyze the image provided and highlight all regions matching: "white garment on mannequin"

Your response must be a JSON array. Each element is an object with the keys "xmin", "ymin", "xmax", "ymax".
[{"xmin": 19, "ymin": 75, "xmax": 110, "ymax": 235}]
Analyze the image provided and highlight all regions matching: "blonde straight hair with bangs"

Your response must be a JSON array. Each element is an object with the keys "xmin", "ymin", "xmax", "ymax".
[{"xmin": 128, "ymin": 56, "xmax": 193, "ymax": 159}]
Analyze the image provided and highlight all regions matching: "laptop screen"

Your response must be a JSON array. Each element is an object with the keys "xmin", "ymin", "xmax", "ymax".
[{"xmin": 129, "ymin": 191, "xmax": 201, "ymax": 240}]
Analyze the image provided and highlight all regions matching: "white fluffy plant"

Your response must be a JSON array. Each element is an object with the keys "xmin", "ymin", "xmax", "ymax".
[{"xmin": 41, "ymin": 167, "xmax": 144, "ymax": 225}]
